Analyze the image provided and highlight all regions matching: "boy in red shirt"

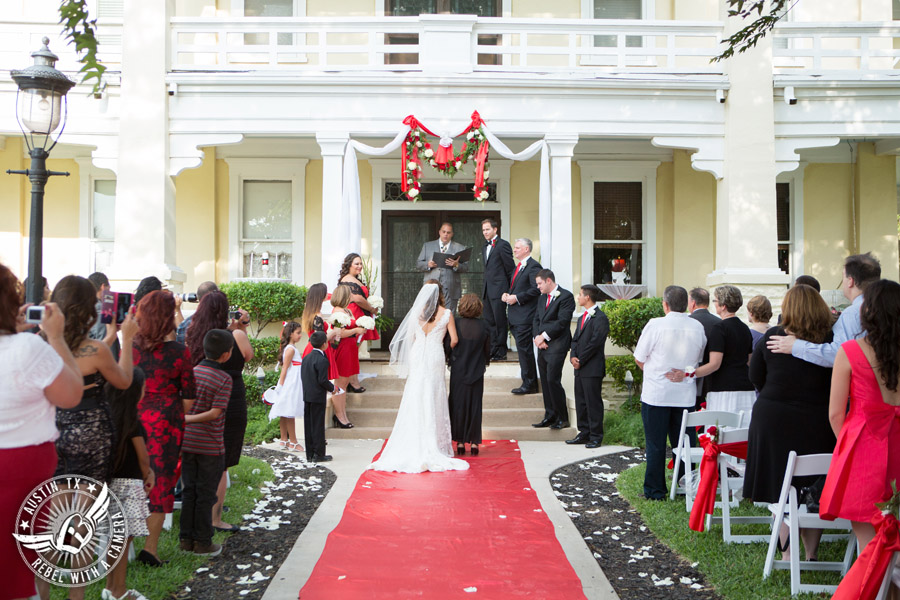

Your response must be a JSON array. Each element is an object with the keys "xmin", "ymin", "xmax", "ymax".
[{"xmin": 180, "ymin": 329, "xmax": 233, "ymax": 556}]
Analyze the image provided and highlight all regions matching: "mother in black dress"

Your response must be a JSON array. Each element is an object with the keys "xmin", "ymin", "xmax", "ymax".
[
  {"xmin": 743, "ymin": 284, "xmax": 836, "ymax": 562},
  {"xmin": 449, "ymin": 294, "xmax": 492, "ymax": 456}
]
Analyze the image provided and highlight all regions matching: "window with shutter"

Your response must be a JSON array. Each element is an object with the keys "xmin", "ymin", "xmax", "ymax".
[{"xmin": 241, "ymin": 181, "xmax": 293, "ymax": 279}]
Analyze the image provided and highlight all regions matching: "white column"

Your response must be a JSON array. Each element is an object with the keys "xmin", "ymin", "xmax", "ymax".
[
  {"xmin": 546, "ymin": 135, "xmax": 578, "ymax": 293},
  {"xmin": 111, "ymin": 0, "xmax": 185, "ymax": 290},
  {"xmin": 707, "ymin": 7, "xmax": 788, "ymax": 293},
  {"xmin": 317, "ymin": 133, "xmax": 349, "ymax": 288}
]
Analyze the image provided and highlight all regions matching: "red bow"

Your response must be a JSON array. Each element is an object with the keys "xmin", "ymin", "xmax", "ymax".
[
  {"xmin": 688, "ymin": 434, "xmax": 748, "ymax": 532},
  {"xmin": 832, "ymin": 512, "xmax": 900, "ymax": 600}
]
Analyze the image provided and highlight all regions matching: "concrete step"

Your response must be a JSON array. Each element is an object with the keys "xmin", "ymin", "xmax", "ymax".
[
  {"xmin": 339, "ymin": 407, "xmax": 547, "ymax": 428},
  {"xmin": 358, "ymin": 361, "xmax": 524, "ymax": 378},
  {"xmin": 325, "ymin": 425, "xmax": 577, "ymax": 442},
  {"xmin": 358, "ymin": 375, "xmax": 529, "ymax": 392},
  {"xmin": 345, "ymin": 390, "xmax": 543, "ymax": 409}
]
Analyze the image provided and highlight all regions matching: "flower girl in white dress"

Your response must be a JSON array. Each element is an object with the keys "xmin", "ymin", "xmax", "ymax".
[{"xmin": 270, "ymin": 322, "xmax": 305, "ymax": 451}]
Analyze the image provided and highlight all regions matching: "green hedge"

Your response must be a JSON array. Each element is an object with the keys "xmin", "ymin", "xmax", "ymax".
[
  {"xmin": 242, "ymin": 370, "xmax": 281, "ymax": 405},
  {"xmin": 603, "ymin": 296, "xmax": 664, "ymax": 352},
  {"xmin": 247, "ymin": 337, "xmax": 281, "ymax": 372},
  {"xmin": 219, "ymin": 281, "xmax": 307, "ymax": 338},
  {"xmin": 243, "ymin": 370, "xmax": 283, "ymax": 445},
  {"xmin": 605, "ymin": 354, "xmax": 643, "ymax": 412}
]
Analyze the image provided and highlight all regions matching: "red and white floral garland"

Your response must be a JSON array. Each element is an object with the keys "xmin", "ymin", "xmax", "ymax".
[{"xmin": 400, "ymin": 112, "xmax": 491, "ymax": 202}]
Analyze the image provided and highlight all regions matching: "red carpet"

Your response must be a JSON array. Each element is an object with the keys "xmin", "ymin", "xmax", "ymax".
[{"xmin": 299, "ymin": 440, "xmax": 587, "ymax": 599}]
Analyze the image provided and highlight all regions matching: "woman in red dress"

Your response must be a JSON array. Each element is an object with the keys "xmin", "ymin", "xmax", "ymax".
[
  {"xmin": 133, "ymin": 290, "xmax": 196, "ymax": 566},
  {"xmin": 820, "ymin": 279, "xmax": 900, "ymax": 551},
  {"xmin": 300, "ymin": 283, "xmax": 340, "ymax": 374},
  {"xmin": 338, "ymin": 253, "xmax": 379, "ymax": 393},
  {"xmin": 329, "ymin": 284, "xmax": 366, "ymax": 428}
]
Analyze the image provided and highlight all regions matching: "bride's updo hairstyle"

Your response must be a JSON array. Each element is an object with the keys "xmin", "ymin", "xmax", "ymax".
[{"xmin": 424, "ymin": 279, "xmax": 445, "ymax": 322}]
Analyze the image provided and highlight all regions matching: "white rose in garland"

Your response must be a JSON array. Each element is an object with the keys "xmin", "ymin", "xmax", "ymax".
[
  {"xmin": 407, "ymin": 161, "xmax": 418, "ymax": 171},
  {"xmin": 408, "ymin": 188, "xmax": 420, "ymax": 199},
  {"xmin": 478, "ymin": 190, "xmax": 489, "ymax": 200},
  {"xmin": 356, "ymin": 315, "xmax": 376, "ymax": 330},
  {"xmin": 368, "ymin": 295, "xmax": 384, "ymax": 310},
  {"xmin": 424, "ymin": 148, "xmax": 434, "ymax": 158}
]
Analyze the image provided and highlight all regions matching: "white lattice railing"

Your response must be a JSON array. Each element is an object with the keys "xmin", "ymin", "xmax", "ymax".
[
  {"xmin": 168, "ymin": 16, "xmax": 726, "ymax": 74},
  {"xmin": 0, "ymin": 18, "xmax": 123, "ymax": 80},
  {"xmin": 772, "ymin": 22, "xmax": 900, "ymax": 74}
]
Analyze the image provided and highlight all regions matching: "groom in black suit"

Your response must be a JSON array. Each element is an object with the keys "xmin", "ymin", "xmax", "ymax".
[
  {"xmin": 568, "ymin": 284, "xmax": 609, "ymax": 447},
  {"xmin": 502, "ymin": 237, "xmax": 542, "ymax": 394},
  {"xmin": 531, "ymin": 269, "xmax": 576, "ymax": 429},
  {"xmin": 480, "ymin": 218, "xmax": 515, "ymax": 361}
]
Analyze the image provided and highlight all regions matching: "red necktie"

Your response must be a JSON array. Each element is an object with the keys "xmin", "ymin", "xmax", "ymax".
[
  {"xmin": 581, "ymin": 312, "xmax": 588, "ymax": 330},
  {"xmin": 545, "ymin": 295, "xmax": 551, "ymax": 309},
  {"xmin": 509, "ymin": 262, "xmax": 522, "ymax": 289}
]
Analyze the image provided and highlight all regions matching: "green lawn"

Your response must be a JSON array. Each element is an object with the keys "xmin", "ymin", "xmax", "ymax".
[
  {"xmin": 49, "ymin": 456, "xmax": 274, "ymax": 600},
  {"xmin": 617, "ymin": 463, "xmax": 850, "ymax": 600}
]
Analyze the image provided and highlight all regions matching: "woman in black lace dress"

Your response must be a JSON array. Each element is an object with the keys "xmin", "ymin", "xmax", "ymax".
[{"xmin": 449, "ymin": 294, "xmax": 492, "ymax": 455}]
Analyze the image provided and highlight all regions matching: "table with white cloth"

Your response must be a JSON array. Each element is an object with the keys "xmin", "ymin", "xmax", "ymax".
[{"xmin": 598, "ymin": 284, "xmax": 646, "ymax": 300}]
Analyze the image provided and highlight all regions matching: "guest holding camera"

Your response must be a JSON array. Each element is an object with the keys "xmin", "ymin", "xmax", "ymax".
[
  {"xmin": 449, "ymin": 294, "xmax": 491, "ymax": 456},
  {"xmin": 185, "ymin": 290, "xmax": 252, "ymax": 533},
  {"xmin": 0, "ymin": 263, "xmax": 82, "ymax": 600},
  {"xmin": 176, "ymin": 281, "xmax": 219, "ymax": 344},
  {"xmin": 133, "ymin": 290, "xmax": 196, "ymax": 566}
]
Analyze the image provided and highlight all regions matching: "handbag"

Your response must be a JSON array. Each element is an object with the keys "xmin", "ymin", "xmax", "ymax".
[{"xmin": 799, "ymin": 475, "xmax": 827, "ymax": 513}]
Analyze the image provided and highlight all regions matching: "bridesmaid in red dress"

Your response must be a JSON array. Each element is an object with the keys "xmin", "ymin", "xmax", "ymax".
[
  {"xmin": 820, "ymin": 279, "xmax": 900, "ymax": 551},
  {"xmin": 338, "ymin": 253, "xmax": 379, "ymax": 393},
  {"xmin": 300, "ymin": 283, "xmax": 339, "ymax": 377},
  {"xmin": 327, "ymin": 284, "xmax": 365, "ymax": 428}
]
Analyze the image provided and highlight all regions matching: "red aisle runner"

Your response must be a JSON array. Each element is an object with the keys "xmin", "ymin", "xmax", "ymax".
[{"xmin": 299, "ymin": 440, "xmax": 587, "ymax": 599}]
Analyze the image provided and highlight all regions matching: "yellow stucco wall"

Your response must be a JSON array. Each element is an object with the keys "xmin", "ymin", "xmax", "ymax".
[
  {"xmin": 511, "ymin": 0, "xmax": 579, "ymax": 18},
  {"xmin": 305, "ymin": 160, "xmax": 323, "ymax": 284},
  {"xmin": 175, "ymin": 149, "xmax": 218, "ymax": 292},
  {"xmin": 656, "ymin": 160, "xmax": 674, "ymax": 290},
  {"xmin": 41, "ymin": 157, "xmax": 84, "ymax": 286},
  {"xmin": 214, "ymin": 158, "xmax": 230, "ymax": 283},
  {"xmin": 803, "ymin": 163, "xmax": 852, "ymax": 285},
  {"xmin": 359, "ymin": 160, "xmax": 374, "ymax": 258},
  {"xmin": 672, "ymin": 150, "xmax": 716, "ymax": 288},
  {"xmin": 0, "ymin": 138, "xmax": 26, "ymax": 274},
  {"xmin": 509, "ymin": 161, "xmax": 541, "ymax": 259},
  {"xmin": 855, "ymin": 142, "xmax": 900, "ymax": 280},
  {"xmin": 571, "ymin": 162, "xmax": 582, "ymax": 287},
  {"xmin": 308, "ymin": 0, "xmax": 374, "ymax": 16}
]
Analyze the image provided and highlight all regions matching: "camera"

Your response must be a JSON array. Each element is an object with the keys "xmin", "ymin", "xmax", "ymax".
[
  {"xmin": 25, "ymin": 305, "xmax": 45, "ymax": 324},
  {"xmin": 100, "ymin": 292, "xmax": 134, "ymax": 325},
  {"xmin": 229, "ymin": 310, "xmax": 242, "ymax": 321},
  {"xmin": 178, "ymin": 293, "xmax": 198, "ymax": 303}
]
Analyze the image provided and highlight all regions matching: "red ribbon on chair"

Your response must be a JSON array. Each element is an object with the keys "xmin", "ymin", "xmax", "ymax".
[
  {"xmin": 688, "ymin": 436, "xmax": 748, "ymax": 532},
  {"xmin": 833, "ymin": 512, "xmax": 900, "ymax": 600}
]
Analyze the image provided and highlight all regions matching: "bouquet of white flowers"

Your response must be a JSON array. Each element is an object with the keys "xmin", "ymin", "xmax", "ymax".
[
  {"xmin": 356, "ymin": 315, "xmax": 376, "ymax": 330},
  {"xmin": 368, "ymin": 295, "xmax": 384, "ymax": 310},
  {"xmin": 329, "ymin": 312, "xmax": 352, "ymax": 328}
]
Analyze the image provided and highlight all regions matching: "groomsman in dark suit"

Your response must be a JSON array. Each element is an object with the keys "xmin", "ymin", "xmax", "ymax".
[
  {"xmin": 480, "ymin": 218, "xmax": 515, "ymax": 361},
  {"xmin": 688, "ymin": 287, "xmax": 719, "ymax": 410},
  {"xmin": 301, "ymin": 331, "xmax": 337, "ymax": 462},
  {"xmin": 502, "ymin": 238, "xmax": 542, "ymax": 394},
  {"xmin": 568, "ymin": 284, "xmax": 609, "ymax": 448},
  {"xmin": 531, "ymin": 269, "xmax": 576, "ymax": 429}
]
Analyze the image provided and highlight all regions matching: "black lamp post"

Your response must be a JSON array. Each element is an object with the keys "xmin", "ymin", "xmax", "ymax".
[{"xmin": 7, "ymin": 37, "xmax": 75, "ymax": 304}]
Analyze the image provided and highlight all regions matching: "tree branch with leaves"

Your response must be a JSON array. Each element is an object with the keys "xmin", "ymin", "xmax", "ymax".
[
  {"xmin": 713, "ymin": 0, "xmax": 791, "ymax": 63},
  {"xmin": 59, "ymin": 0, "xmax": 105, "ymax": 93}
]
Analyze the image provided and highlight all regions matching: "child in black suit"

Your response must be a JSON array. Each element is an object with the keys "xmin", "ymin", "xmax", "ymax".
[{"xmin": 302, "ymin": 331, "xmax": 337, "ymax": 462}]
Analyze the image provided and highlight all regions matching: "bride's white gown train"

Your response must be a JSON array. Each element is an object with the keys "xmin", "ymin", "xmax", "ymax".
[{"xmin": 368, "ymin": 309, "xmax": 469, "ymax": 473}]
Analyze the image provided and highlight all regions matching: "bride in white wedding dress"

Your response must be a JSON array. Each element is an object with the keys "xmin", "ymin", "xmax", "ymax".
[{"xmin": 368, "ymin": 283, "xmax": 470, "ymax": 473}]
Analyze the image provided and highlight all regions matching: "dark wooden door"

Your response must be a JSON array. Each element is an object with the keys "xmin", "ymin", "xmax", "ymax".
[{"xmin": 381, "ymin": 210, "xmax": 502, "ymax": 346}]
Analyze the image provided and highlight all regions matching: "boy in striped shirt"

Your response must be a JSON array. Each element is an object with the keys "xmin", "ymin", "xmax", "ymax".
[{"xmin": 180, "ymin": 329, "xmax": 233, "ymax": 557}]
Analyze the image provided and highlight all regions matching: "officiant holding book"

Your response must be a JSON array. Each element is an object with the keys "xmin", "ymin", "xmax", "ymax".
[{"xmin": 416, "ymin": 222, "xmax": 469, "ymax": 313}]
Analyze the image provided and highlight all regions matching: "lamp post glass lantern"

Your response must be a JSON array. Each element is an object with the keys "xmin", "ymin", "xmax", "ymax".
[{"xmin": 8, "ymin": 37, "xmax": 75, "ymax": 304}]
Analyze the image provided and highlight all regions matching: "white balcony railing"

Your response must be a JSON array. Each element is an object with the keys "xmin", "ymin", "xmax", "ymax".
[
  {"xmin": 772, "ymin": 22, "xmax": 900, "ymax": 75},
  {"xmin": 168, "ymin": 16, "xmax": 726, "ymax": 75},
  {"xmin": 0, "ymin": 18, "xmax": 123, "ymax": 81}
]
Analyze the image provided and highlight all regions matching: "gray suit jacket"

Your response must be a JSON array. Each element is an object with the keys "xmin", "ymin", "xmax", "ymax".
[{"xmin": 416, "ymin": 239, "xmax": 469, "ymax": 301}]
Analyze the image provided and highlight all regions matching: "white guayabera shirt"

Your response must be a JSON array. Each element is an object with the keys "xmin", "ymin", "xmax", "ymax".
[{"xmin": 633, "ymin": 312, "xmax": 707, "ymax": 408}]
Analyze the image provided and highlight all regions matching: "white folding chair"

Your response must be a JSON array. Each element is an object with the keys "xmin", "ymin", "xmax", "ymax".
[
  {"xmin": 763, "ymin": 451, "xmax": 856, "ymax": 595},
  {"xmin": 669, "ymin": 409, "xmax": 744, "ymax": 511},
  {"xmin": 875, "ymin": 553, "xmax": 900, "ymax": 600},
  {"xmin": 706, "ymin": 427, "xmax": 773, "ymax": 544}
]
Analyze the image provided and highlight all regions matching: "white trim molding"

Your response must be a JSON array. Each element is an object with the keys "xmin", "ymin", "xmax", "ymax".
[
  {"xmin": 224, "ymin": 157, "xmax": 308, "ymax": 283},
  {"xmin": 777, "ymin": 163, "xmax": 806, "ymax": 281},
  {"xmin": 578, "ymin": 160, "xmax": 659, "ymax": 297},
  {"xmin": 651, "ymin": 136, "xmax": 724, "ymax": 179},
  {"xmin": 75, "ymin": 158, "xmax": 117, "ymax": 274},
  {"xmin": 774, "ymin": 136, "xmax": 840, "ymax": 175}
]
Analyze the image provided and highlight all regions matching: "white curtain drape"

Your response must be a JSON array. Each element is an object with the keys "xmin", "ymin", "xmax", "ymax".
[{"xmin": 336, "ymin": 119, "xmax": 552, "ymax": 285}]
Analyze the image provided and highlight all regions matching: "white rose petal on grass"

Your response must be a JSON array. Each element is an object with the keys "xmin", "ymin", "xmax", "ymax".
[
  {"xmin": 638, "ymin": 573, "xmax": 648, "ymax": 578},
  {"xmin": 239, "ymin": 591, "xmax": 250, "ymax": 597},
  {"xmin": 236, "ymin": 564, "xmax": 251, "ymax": 570},
  {"xmin": 498, "ymin": 515, "xmax": 507, "ymax": 519},
  {"xmin": 195, "ymin": 567, "xmax": 209, "ymax": 573},
  {"xmin": 691, "ymin": 583, "xmax": 704, "ymax": 589},
  {"xmin": 463, "ymin": 587, "xmax": 477, "ymax": 593},
  {"xmin": 654, "ymin": 578, "xmax": 674, "ymax": 587},
  {"xmin": 209, "ymin": 574, "xmax": 218, "ymax": 579},
  {"xmin": 338, "ymin": 575, "xmax": 347, "ymax": 580},
  {"xmin": 680, "ymin": 576, "xmax": 693, "ymax": 585}
]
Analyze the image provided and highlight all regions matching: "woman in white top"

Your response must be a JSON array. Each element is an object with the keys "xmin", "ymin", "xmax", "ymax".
[{"xmin": 0, "ymin": 263, "xmax": 82, "ymax": 600}]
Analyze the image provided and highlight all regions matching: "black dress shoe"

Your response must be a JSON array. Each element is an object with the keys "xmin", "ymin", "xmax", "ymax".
[
  {"xmin": 550, "ymin": 420, "xmax": 570, "ymax": 430},
  {"xmin": 136, "ymin": 549, "xmax": 167, "ymax": 567},
  {"xmin": 565, "ymin": 434, "xmax": 589, "ymax": 445},
  {"xmin": 511, "ymin": 386, "xmax": 539, "ymax": 395},
  {"xmin": 532, "ymin": 418, "xmax": 554, "ymax": 428},
  {"xmin": 213, "ymin": 524, "xmax": 240, "ymax": 533},
  {"xmin": 312, "ymin": 454, "xmax": 333, "ymax": 462},
  {"xmin": 492, "ymin": 354, "xmax": 507, "ymax": 361},
  {"xmin": 347, "ymin": 384, "xmax": 366, "ymax": 393},
  {"xmin": 585, "ymin": 440, "xmax": 603, "ymax": 449}
]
